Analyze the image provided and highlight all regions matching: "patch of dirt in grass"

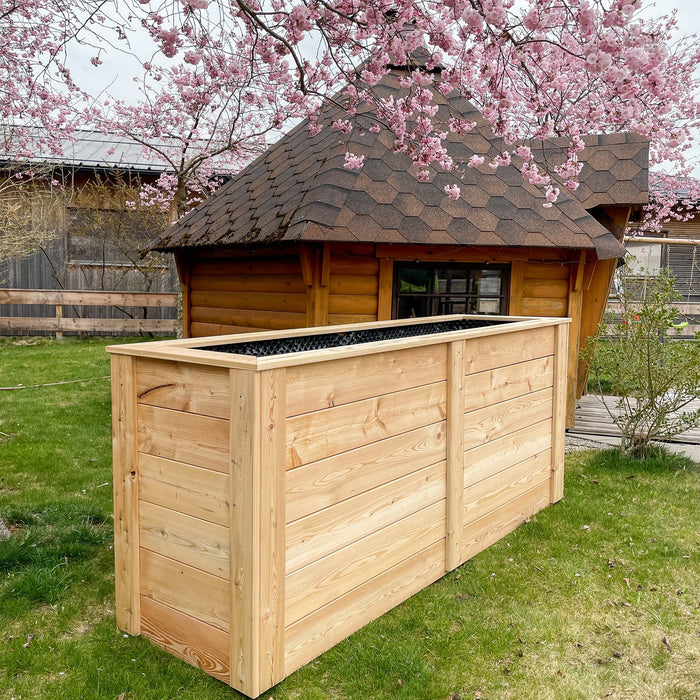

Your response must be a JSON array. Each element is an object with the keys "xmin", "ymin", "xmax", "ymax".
[{"xmin": 58, "ymin": 603, "xmax": 113, "ymax": 641}]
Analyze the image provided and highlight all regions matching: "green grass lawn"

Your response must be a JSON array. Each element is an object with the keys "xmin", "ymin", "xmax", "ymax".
[{"xmin": 1, "ymin": 336, "xmax": 698, "ymax": 700}]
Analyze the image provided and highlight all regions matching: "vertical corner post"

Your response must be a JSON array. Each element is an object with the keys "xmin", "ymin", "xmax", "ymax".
[
  {"xmin": 551, "ymin": 322, "xmax": 569, "ymax": 503},
  {"xmin": 111, "ymin": 353, "xmax": 141, "ymax": 634},
  {"xmin": 229, "ymin": 367, "xmax": 286, "ymax": 698},
  {"xmin": 445, "ymin": 340, "xmax": 465, "ymax": 570},
  {"xmin": 377, "ymin": 257, "xmax": 394, "ymax": 321}
]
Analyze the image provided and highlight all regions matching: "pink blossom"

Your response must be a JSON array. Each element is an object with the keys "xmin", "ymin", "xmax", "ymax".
[
  {"xmin": 343, "ymin": 152, "xmax": 365, "ymax": 169},
  {"xmin": 444, "ymin": 184, "xmax": 460, "ymax": 199}
]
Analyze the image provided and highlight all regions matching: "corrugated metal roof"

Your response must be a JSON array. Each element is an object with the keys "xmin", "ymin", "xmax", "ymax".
[{"xmin": 2, "ymin": 128, "xmax": 175, "ymax": 173}]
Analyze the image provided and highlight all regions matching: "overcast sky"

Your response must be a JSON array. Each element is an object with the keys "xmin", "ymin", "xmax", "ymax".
[{"xmin": 72, "ymin": 0, "xmax": 699, "ymax": 173}]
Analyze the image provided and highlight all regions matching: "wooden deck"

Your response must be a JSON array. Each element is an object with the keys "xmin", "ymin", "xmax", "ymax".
[{"xmin": 571, "ymin": 394, "xmax": 700, "ymax": 445}]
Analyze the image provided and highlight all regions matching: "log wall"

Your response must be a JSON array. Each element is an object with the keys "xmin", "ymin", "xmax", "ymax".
[
  {"xmin": 110, "ymin": 314, "xmax": 569, "ymax": 698},
  {"xmin": 177, "ymin": 241, "xmax": 610, "ymax": 426}
]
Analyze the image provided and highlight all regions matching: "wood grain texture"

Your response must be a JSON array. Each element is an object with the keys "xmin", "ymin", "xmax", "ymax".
[
  {"xmin": 446, "ymin": 341, "xmax": 465, "ymax": 571},
  {"xmin": 139, "ymin": 501, "xmax": 229, "ymax": 578},
  {"xmin": 463, "ymin": 451, "xmax": 551, "ymax": 527},
  {"xmin": 285, "ymin": 421, "xmax": 446, "ymax": 522},
  {"xmin": 286, "ymin": 381, "xmax": 447, "ymax": 468},
  {"xmin": 190, "ymin": 272, "xmax": 307, "ymax": 295},
  {"xmin": 285, "ymin": 461, "xmax": 446, "ymax": 574},
  {"xmin": 190, "ymin": 305, "xmax": 308, "ymax": 331},
  {"xmin": 190, "ymin": 290, "xmax": 307, "ymax": 313},
  {"xmin": 285, "ymin": 500, "xmax": 445, "ymax": 626},
  {"xmin": 464, "ymin": 419, "xmax": 552, "ymax": 490},
  {"xmin": 460, "ymin": 481, "xmax": 550, "ymax": 562},
  {"xmin": 285, "ymin": 344, "xmax": 447, "ymax": 416},
  {"xmin": 139, "ymin": 453, "xmax": 229, "ymax": 526},
  {"xmin": 284, "ymin": 540, "xmax": 445, "ymax": 676},
  {"xmin": 190, "ymin": 257, "xmax": 302, "ymax": 277},
  {"xmin": 520, "ymin": 297, "xmax": 568, "ymax": 316},
  {"xmin": 327, "ymin": 294, "xmax": 378, "ymax": 316},
  {"xmin": 462, "ymin": 355, "xmax": 554, "ymax": 413},
  {"xmin": 229, "ymin": 368, "xmax": 259, "ymax": 694},
  {"xmin": 463, "ymin": 387, "xmax": 553, "ymax": 451},
  {"xmin": 463, "ymin": 327, "xmax": 554, "ymax": 375},
  {"xmin": 140, "ymin": 596, "xmax": 230, "ymax": 684},
  {"xmin": 135, "ymin": 358, "xmax": 230, "ymax": 419},
  {"xmin": 257, "ymin": 369, "xmax": 286, "ymax": 691},
  {"xmin": 328, "ymin": 274, "xmax": 379, "ymax": 296},
  {"xmin": 140, "ymin": 549, "xmax": 230, "ymax": 631},
  {"xmin": 111, "ymin": 354, "xmax": 140, "ymax": 635},
  {"xmin": 551, "ymin": 323, "xmax": 568, "ymax": 503},
  {"xmin": 377, "ymin": 257, "xmax": 394, "ymax": 321},
  {"xmin": 137, "ymin": 404, "xmax": 230, "ymax": 473}
]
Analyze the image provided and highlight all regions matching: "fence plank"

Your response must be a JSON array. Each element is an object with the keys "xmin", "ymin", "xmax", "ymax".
[
  {"xmin": 0, "ymin": 317, "xmax": 178, "ymax": 333},
  {"xmin": 0, "ymin": 289, "xmax": 178, "ymax": 307}
]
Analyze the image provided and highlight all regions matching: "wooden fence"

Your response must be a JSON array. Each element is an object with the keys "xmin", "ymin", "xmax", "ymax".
[{"xmin": 0, "ymin": 289, "xmax": 179, "ymax": 337}]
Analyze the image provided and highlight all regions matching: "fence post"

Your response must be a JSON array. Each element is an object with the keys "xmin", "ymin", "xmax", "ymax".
[{"xmin": 55, "ymin": 303, "xmax": 63, "ymax": 340}]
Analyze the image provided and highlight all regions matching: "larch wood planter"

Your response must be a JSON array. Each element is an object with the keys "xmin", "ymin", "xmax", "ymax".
[{"xmin": 108, "ymin": 314, "xmax": 569, "ymax": 698}]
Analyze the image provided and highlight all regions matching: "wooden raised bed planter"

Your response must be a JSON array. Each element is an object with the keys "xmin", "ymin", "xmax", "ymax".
[{"xmin": 108, "ymin": 314, "xmax": 569, "ymax": 698}]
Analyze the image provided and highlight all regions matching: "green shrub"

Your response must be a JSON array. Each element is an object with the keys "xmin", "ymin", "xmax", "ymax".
[{"xmin": 582, "ymin": 266, "xmax": 700, "ymax": 458}]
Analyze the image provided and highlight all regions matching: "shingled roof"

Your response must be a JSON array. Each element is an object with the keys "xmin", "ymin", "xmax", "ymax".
[{"xmin": 155, "ymin": 70, "xmax": 648, "ymax": 260}]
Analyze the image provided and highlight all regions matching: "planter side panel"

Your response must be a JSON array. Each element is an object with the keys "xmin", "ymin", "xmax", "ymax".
[
  {"xmin": 461, "ymin": 327, "xmax": 557, "ymax": 563},
  {"xmin": 131, "ymin": 357, "xmax": 233, "ymax": 684},
  {"xmin": 283, "ymin": 344, "xmax": 449, "ymax": 673}
]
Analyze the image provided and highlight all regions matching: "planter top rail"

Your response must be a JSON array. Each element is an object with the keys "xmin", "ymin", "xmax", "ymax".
[{"xmin": 107, "ymin": 313, "xmax": 570, "ymax": 370}]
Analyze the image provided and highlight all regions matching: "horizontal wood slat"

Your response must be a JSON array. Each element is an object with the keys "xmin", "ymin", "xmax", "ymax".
[
  {"xmin": 190, "ymin": 290, "xmax": 307, "ymax": 313},
  {"xmin": 286, "ymin": 381, "xmax": 447, "ymax": 468},
  {"xmin": 0, "ymin": 289, "xmax": 177, "ymax": 306},
  {"xmin": 522, "ymin": 278, "xmax": 569, "ymax": 299},
  {"xmin": 190, "ymin": 321, "xmax": 267, "ymax": 337},
  {"xmin": 327, "ymin": 294, "xmax": 378, "ymax": 315},
  {"xmin": 0, "ymin": 316, "xmax": 177, "ymax": 333},
  {"xmin": 328, "ymin": 256, "xmax": 380, "ymax": 276},
  {"xmin": 139, "ymin": 501, "xmax": 229, "ymax": 579},
  {"xmin": 137, "ymin": 405, "xmax": 230, "ymax": 473},
  {"xmin": 464, "ymin": 419, "xmax": 552, "ymax": 489},
  {"xmin": 463, "ymin": 327, "xmax": 554, "ymax": 374},
  {"xmin": 191, "ymin": 305, "xmax": 308, "ymax": 331},
  {"xmin": 463, "ymin": 451, "xmax": 551, "ymax": 527},
  {"xmin": 285, "ymin": 500, "xmax": 445, "ymax": 626},
  {"xmin": 285, "ymin": 345, "xmax": 447, "ymax": 416},
  {"xmin": 328, "ymin": 275, "xmax": 379, "ymax": 296},
  {"xmin": 284, "ymin": 540, "xmax": 445, "ymax": 675},
  {"xmin": 140, "ymin": 596, "xmax": 231, "ymax": 684},
  {"xmin": 139, "ymin": 453, "xmax": 230, "ymax": 526},
  {"xmin": 327, "ymin": 313, "xmax": 377, "ymax": 325},
  {"xmin": 190, "ymin": 273, "xmax": 307, "ymax": 295},
  {"xmin": 460, "ymin": 481, "xmax": 550, "ymax": 562},
  {"xmin": 285, "ymin": 461, "xmax": 446, "ymax": 575},
  {"xmin": 463, "ymin": 355, "xmax": 554, "ymax": 413},
  {"xmin": 140, "ymin": 549, "xmax": 230, "ymax": 632},
  {"xmin": 520, "ymin": 298, "xmax": 568, "ymax": 316},
  {"xmin": 136, "ymin": 358, "xmax": 230, "ymax": 419},
  {"xmin": 190, "ymin": 258, "xmax": 302, "ymax": 277},
  {"xmin": 285, "ymin": 421, "xmax": 446, "ymax": 522},
  {"xmin": 463, "ymin": 387, "xmax": 553, "ymax": 451}
]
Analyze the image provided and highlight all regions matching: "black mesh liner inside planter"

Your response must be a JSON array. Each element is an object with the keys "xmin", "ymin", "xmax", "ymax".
[{"xmin": 203, "ymin": 317, "xmax": 506, "ymax": 358}]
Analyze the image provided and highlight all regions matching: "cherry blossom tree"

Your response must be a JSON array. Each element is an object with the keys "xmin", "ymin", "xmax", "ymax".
[{"xmin": 2, "ymin": 0, "xmax": 699, "ymax": 224}]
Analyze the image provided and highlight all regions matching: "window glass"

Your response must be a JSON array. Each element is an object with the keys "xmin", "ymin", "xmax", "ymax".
[{"xmin": 394, "ymin": 263, "xmax": 509, "ymax": 318}]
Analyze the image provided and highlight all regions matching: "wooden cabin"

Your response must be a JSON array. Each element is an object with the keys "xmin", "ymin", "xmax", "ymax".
[{"xmin": 155, "ymin": 68, "xmax": 649, "ymax": 425}]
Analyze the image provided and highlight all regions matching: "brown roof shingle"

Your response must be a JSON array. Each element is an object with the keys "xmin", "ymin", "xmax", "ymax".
[{"xmin": 155, "ymin": 70, "xmax": 649, "ymax": 260}]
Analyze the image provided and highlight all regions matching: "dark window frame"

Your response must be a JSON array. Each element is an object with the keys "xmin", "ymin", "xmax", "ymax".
[{"xmin": 392, "ymin": 262, "xmax": 511, "ymax": 319}]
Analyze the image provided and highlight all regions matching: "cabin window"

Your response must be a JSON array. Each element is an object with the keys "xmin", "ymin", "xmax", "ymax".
[{"xmin": 393, "ymin": 263, "xmax": 510, "ymax": 318}]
